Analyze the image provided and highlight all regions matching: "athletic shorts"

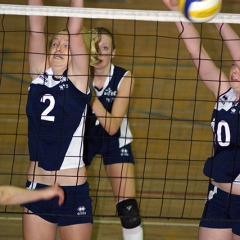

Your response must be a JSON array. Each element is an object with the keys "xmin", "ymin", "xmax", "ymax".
[
  {"xmin": 22, "ymin": 180, "xmax": 93, "ymax": 226},
  {"xmin": 200, "ymin": 183, "xmax": 240, "ymax": 236},
  {"xmin": 84, "ymin": 143, "xmax": 134, "ymax": 166}
]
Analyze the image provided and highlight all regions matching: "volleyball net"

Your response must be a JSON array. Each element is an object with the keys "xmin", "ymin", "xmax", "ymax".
[{"xmin": 0, "ymin": 3, "xmax": 239, "ymax": 223}]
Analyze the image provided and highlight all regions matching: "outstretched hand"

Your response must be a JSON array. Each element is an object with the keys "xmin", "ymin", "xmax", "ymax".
[{"xmin": 162, "ymin": 0, "xmax": 178, "ymax": 10}]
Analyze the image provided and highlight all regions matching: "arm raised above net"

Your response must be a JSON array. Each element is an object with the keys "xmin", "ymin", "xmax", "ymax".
[
  {"xmin": 27, "ymin": 0, "xmax": 89, "ymax": 93},
  {"xmin": 67, "ymin": 0, "xmax": 89, "ymax": 93},
  {"xmin": 28, "ymin": 0, "xmax": 47, "ymax": 79},
  {"xmin": 215, "ymin": 23, "xmax": 240, "ymax": 69},
  {"xmin": 175, "ymin": 21, "xmax": 229, "ymax": 99},
  {"xmin": 162, "ymin": 0, "xmax": 230, "ymax": 99}
]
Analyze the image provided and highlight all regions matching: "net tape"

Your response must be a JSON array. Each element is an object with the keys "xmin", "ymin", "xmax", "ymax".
[{"xmin": 0, "ymin": 4, "xmax": 240, "ymax": 24}]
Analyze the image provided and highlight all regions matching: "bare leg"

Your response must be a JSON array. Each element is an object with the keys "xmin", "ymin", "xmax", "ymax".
[
  {"xmin": 59, "ymin": 223, "xmax": 92, "ymax": 240},
  {"xmin": 106, "ymin": 163, "xmax": 143, "ymax": 240},
  {"xmin": 22, "ymin": 208, "xmax": 57, "ymax": 240},
  {"xmin": 105, "ymin": 163, "xmax": 136, "ymax": 202},
  {"xmin": 199, "ymin": 227, "xmax": 233, "ymax": 240}
]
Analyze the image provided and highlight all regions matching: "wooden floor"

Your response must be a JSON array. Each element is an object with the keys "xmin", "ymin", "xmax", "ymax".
[{"xmin": 0, "ymin": 0, "xmax": 240, "ymax": 239}]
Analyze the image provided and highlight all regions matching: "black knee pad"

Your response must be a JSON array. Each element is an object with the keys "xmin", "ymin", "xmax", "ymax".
[{"xmin": 117, "ymin": 198, "xmax": 141, "ymax": 229}]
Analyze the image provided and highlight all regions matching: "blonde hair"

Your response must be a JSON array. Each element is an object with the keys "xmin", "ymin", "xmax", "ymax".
[
  {"xmin": 48, "ymin": 28, "xmax": 99, "ymax": 66},
  {"xmin": 81, "ymin": 27, "xmax": 99, "ymax": 66},
  {"xmin": 90, "ymin": 27, "xmax": 116, "ymax": 50}
]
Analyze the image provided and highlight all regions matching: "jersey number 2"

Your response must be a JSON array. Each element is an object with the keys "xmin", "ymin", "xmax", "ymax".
[{"xmin": 40, "ymin": 94, "xmax": 55, "ymax": 122}]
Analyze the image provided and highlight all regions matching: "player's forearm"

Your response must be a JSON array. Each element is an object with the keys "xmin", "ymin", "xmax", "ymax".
[
  {"xmin": 215, "ymin": 23, "xmax": 240, "ymax": 64},
  {"xmin": 28, "ymin": 0, "xmax": 45, "ymax": 32},
  {"xmin": 28, "ymin": 0, "xmax": 43, "ymax": 6},
  {"xmin": 0, "ymin": 186, "xmax": 63, "ymax": 205},
  {"xmin": 68, "ymin": 0, "xmax": 84, "ymax": 34},
  {"xmin": 175, "ymin": 22, "xmax": 203, "ymax": 57},
  {"xmin": 91, "ymin": 98, "xmax": 121, "ymax": 135},
  {"xmin": 71, "ymin": 0, "xmax": 84, "ymax": 8},
  {"xmin": 0, "ymin": 186, "xmax": 38, "ymax": 205}
]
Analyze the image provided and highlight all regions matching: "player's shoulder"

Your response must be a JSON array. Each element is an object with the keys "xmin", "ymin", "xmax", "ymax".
[
  {"xmin": 113, "ymin": 65, "xmax": 128, "ymax": 76},
  {"xmin": 214, "ymin": 88, "xmax": 236, "ymax": 112},
  {"xmin": 218, "ymin": 88, "xmax": 236, "ymax": 102}
]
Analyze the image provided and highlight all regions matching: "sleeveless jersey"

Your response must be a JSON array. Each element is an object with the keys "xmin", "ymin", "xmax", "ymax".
[
  {"xmin": 26, "ymin": 68, "xmax": 91, "ymax": 171},
  {"xmin": 85, "ymin": 64, "xmax": 133, "ymax": 153},
  {"xmin": 203, "ymin": 88, "xmax": 240, "ymax": 183}
]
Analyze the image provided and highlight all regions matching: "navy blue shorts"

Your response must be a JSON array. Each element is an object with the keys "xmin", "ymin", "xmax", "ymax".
[
  {"xmin": 84, "ymin": 143, "xmax": 134, "ymax": 166},
  {"xmin": 22, "ymin": 181, "xmax": 93, "ymax": 226},
  {"xmin": 200, "ymin": 183, "xmax": 240, "ymax": 236}
]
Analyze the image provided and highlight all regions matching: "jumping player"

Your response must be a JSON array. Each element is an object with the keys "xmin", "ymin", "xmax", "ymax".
[
  {"xmin": 84, "ymin": 27, "xmax": 143, "ymax": 240},
  {"xmin": 0, "ymin": 185, "xmax": 64, "ymax": 206},
  {"xmin": 163, "ymin": 0, "xmax": 240, "ymax": 239},
  {"xmin": 22, "ymin": 1, "xmax": 96, "ymax": 239}
]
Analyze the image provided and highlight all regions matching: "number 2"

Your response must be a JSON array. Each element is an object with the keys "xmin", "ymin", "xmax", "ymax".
[{"xmin": 40, "ymin": 94, "xmax": 55, "ymax": 122}]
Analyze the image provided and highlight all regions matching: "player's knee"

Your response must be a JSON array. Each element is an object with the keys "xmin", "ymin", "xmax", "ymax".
[{"xmin": 117, "ymin": 198, "xmax": 141, "ymax": 229}]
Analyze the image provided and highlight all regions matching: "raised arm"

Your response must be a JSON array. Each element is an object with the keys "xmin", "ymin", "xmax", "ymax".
[
  {"xmin": 162, "ymin": 0, "xmax": 230, "ymax": 99},
  {"xmin": 67, "ymin": 0, "xmax": 89, "ymax": 93},
  {"xmin": 175, "ymin": 21, "xmax": 230, "ymax": 98},
  {"xmin": 215, "ymin": 23, "xmax": 240, "ymax": 69},
  {"xmin": 28, "ymin": 0, "xmax": 48, "ymax": 79}
]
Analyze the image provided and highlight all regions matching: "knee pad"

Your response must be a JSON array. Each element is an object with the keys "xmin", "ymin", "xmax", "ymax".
[{"xmin": 117, "ymin": 198, "xmax": 141, "ymax": 229}]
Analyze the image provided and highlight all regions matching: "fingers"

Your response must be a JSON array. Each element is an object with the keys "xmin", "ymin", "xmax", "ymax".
[
  {"xmin": 55, "ymin": 185, "xmax": 65, "ymax": 206},
  {"xmin": 162, "ymin": 0, "xmax": 178, "ymax": 10}
]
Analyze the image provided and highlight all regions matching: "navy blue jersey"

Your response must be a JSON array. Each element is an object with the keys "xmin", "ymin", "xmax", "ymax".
[
  {"xmin": 84, "ymin": 64, "xmax": 133, "ymax": 154},
  {"xmin": 203, "ymin": 88, "xmax": 240, "ymax": 182},
  {"xmin": 26, "ymin": 68, "xmax": 91, "ymax": 171}
]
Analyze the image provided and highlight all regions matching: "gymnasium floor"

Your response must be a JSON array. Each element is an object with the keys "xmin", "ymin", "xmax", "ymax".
[{"xmin": 0, "ymin": 0, "xmax": 239, "ymax": 239}]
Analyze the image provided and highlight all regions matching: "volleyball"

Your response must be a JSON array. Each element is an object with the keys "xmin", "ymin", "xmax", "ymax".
[{"xmin": 178, "ymin": 0, "xmax": 222, "ymax": 23}]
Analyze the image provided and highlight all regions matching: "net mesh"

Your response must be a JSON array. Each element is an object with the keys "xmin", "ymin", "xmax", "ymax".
[{"xmin": 0, "ymin": 3, "xmax": 238, "ymax": 227}]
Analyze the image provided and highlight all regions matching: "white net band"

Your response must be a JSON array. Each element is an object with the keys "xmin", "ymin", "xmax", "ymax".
[{"xmin": 0, "ymin": 4, "xmax": 240, "ymax": 23}]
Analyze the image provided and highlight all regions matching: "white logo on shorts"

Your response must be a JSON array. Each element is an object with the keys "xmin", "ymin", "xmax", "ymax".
[
  {"xmin": 77, "ymin": 206, "xmax": 87, "ymax": 216},
  {"xmin": 208, "ymin": 186, "xmax": 218, "ymax": 200},
  {"xmin": 121, "ymin": 148, "xmax": 129, "ymax": 156}
]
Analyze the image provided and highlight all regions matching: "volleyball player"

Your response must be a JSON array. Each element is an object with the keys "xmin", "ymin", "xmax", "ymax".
[
  {"xmin": 163, "ymin": 0, "xmax": 240, "ymax": 239},
  {"xmin": 84, "ymin": 27, "xmax": 143, "ymax": 240},
  {"xmin": 22, "ymin": 0, "xmax": 95, "ymax": 239},
  {"xmin": 0, "ymin": 185, "xmax": 64, "ymax": 206}
]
